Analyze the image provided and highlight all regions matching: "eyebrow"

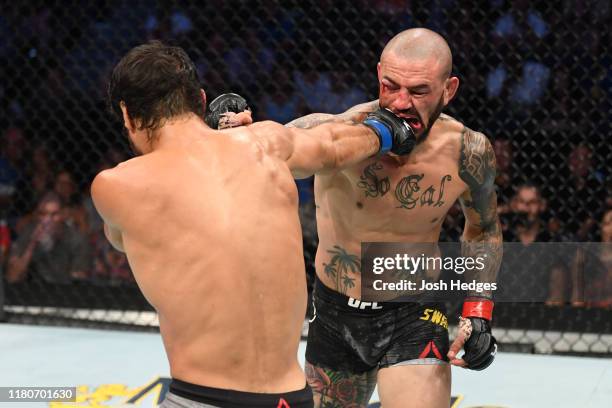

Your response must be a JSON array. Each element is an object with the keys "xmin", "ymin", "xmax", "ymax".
[
  {"xmin": 411, "ymin": 84, "xmax": 431, "ymax": 91},
  {"xmin": 382, "ymin": 76, "xmax": 430, "ymax": 91},
  {"xmin": 382, "ymin": 76, "xmax": 400, "ymax": 87}
]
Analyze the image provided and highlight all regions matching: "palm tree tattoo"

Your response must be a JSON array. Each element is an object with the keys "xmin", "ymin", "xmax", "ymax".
[{"xmin": 323, "ymin": 245, "xmax": 361, "ymax": 294}]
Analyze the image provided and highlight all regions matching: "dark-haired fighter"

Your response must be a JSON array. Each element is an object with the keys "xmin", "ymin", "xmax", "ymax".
[
  {"xmin": 287, "ymin": 28, "xmax": 502, "ymax": 408},
  {"xmin": 91, "ymin": 41, "xmax": 416, "ymax": 408}
]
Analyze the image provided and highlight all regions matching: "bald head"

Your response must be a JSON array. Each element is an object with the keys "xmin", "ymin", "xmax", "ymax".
[{"xmin": 381, "ymin": 28, "xmax": 453, "ymax": 79}]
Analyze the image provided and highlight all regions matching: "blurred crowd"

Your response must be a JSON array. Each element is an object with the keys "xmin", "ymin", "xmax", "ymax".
[
  {"xmin": 0, "ymin": 0, "xmax": 610, "ymax": 310},
  {"xmin": 0, "ymin": 134, "xmax": 132, "ymax": 286}
]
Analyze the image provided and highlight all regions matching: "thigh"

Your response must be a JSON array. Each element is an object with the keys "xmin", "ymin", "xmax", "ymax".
[
  {"xmin": 306, "ymin": 291, "xmax": 393, "ymax": 373},
  {"xmin": 381, "ymin": 304, "xmax": 450, "ymax": 367},
  {"xmin": 305, "ymin": 361, "xmax": 377, "ymax": 408},
  {"xmin": 377, "ymin": 364, "xmax": 451, "ymax": 408}
]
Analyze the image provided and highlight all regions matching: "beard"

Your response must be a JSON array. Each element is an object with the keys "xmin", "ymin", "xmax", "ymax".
[{"xmin": 419, "ymin": 95, "xmax": 445, "ymax": 142}]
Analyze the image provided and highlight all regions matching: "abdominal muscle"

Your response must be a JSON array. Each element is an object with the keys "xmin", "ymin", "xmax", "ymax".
[{"xmin": 314, "ymin": 202, "xmax": 444, "ymax": 300}]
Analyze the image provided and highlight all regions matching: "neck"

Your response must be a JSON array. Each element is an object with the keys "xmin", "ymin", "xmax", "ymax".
[
  {"xmin": 518, "ymin": 220, "xmax": 540, "ymax": 237},
  {"xmin": 150, "ymin": 114, "xmax": 209, "ymax": 151}
]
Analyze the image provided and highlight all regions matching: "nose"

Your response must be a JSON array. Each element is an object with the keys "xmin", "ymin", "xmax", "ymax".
[{"xmin": 391, "ymin": 89, "xmax": 413, "ymax": 112}]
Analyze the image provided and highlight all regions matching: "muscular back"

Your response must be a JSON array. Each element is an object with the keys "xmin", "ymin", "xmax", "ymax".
[
  {"xmin": 315, "ymin": 115, "xmax": 475, "ymax": 296},
  {"xmin": 94, "ymin": 127, "xmax": 307, "ymax": 392}
]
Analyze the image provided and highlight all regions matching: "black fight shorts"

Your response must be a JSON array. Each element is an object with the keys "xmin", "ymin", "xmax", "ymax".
[
  {"xmin": 163, "ymin": 379, "xmax": 314, "ymax": 408},
  {"xmin": 306, "ymin": 276, "xmax": 449, "ymax": 374}
]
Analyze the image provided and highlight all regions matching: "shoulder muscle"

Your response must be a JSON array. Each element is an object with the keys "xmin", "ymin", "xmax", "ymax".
[{"xmin": 459, "ymin": 126, "xmax": 496, "ymax": 190}]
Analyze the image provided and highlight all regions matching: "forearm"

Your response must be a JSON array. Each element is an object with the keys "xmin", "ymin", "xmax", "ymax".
[
  {"xmin": 288, "ymin": 122, "xmax": 380, "ymax": 178},
  {"xmin": 286, "ymin": 100, "xmax": 379, "ymax": 129},
  {"xmin": 461, "ymin": 219, "xmax": 503, "ymax": 299},
  {"xmin": 458, "ymin": 128, "xmax": 502, "ymax": 301},
  {"xmin": 286, "ymin": 113, "xmax": 339, "ymax": 129},
  {"xmin": 324, "ymin": 123, "xmax": 381, "ymax": 170}
]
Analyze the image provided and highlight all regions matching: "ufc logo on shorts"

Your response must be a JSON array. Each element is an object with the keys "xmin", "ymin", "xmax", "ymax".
[{"xmin": 348, "ymin": 298, "xmax": 383, "ymax": 310}]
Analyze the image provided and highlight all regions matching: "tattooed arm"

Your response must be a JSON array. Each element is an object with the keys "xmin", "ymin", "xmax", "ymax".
[
  {"xmin": 285, "ymin": 100, "xmax": 379, "ymax": 129},
  {"xmin": 458, "ymin": 127, "xmax": 503, "ymax": 300}
]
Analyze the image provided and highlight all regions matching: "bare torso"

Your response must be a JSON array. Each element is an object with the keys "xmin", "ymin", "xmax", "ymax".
[
  {"xmin": 315, "ymin": 115, "xmax": 468, "ymax": 297},
  {"xmin": 109, "ymin": 128, "xmax": 307, "ymax": 392}
]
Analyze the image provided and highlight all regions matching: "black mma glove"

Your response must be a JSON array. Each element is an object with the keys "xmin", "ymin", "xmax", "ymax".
[
  {"xmin": 363, "ymin": 108, "xmax": 416, "ymax": 155},
  {"xmin": 460, "ymin": 299, "xmax": 497, "ymax": 371},
  {"xmin": 205, "ymin": 93, "xmax": 251, "ymax": 129}
]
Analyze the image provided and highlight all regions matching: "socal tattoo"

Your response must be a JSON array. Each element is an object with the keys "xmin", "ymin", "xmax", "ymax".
[
  {"xmin": 357, "ymin": 162, "xmax": 390, "ymax": 197},
  {"xmin": 395, "ymin": 174, "xmax": 422, "ymax": 209},
  {"xmin": 458, "ymin": 126, "xmax": 503, "ymax": 299},
  {"xmin": 305, "ymin": 362, "xmax": 377, "ymax": 407},
  {"xmin": 395, "ymin": 174, "xmax": 452, "ymax": 210},
  {"xmin": 322, "ymin": 245, "xmax": 360, "ymax": 295}
]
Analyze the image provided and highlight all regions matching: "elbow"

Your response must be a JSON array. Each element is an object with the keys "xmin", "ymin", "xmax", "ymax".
[{"xmin": 464, "ymin": 219, "xmax": 502, "ymax": 242}]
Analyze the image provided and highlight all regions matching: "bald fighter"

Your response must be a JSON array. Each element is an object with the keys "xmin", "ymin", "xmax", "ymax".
[
  {"xmin": 91, "ymin": 41, "xmax": 416, "ymax": 408},
  {"xmin": 287, "ymin": 28, "xmax": 502, "ymax": 408}
]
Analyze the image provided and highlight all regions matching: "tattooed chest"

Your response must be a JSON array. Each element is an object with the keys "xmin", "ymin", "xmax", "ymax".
[{"xmin": 354, "ymin": 161, "xmax": 454, "ymax": 210}]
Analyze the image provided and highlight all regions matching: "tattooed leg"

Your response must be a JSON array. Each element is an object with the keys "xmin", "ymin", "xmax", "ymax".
[{"xmin": 305, "ymin": 361, "xmax": 377, "ymax": 408}]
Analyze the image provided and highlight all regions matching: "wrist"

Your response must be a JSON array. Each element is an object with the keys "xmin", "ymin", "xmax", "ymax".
[
  {"xmin": 462, "ymin": 299, "xmax": 494, "ymax": 320},
  {"xmin": 363, "ymin": 119, "xmax": 392, "ymax": 154}
]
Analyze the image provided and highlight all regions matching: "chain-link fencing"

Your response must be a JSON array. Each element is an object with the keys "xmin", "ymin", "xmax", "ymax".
[{"xmin": 0, "ymin": 0, "xmax": 610, "ymax": 354}]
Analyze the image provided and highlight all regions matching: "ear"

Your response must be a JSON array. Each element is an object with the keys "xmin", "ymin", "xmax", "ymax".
[
  {"xmin": 119, "ymin": 101, "xmax": 135, "ymax": 132},
  {"xmin": 200, "ymin": 89, "xmax": 207, "ymax": 111},
  {"xmin": 377, "ymin": 62, "xmax": 382, "ymax": 82},
  {"xmin": 443, "ymin": 76, "xmax": 459, "ymax": 105},
  {"xmin": 540, "ymin": 198, "xmax": 548, "ymax": 213}
]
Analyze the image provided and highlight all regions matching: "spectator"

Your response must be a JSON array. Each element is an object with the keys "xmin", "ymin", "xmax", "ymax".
[
  {"xmin": 293, "ymin": 49, "xmax": 333, "ymax": 113},
  {"xmin": 260, "ymin": 69, "xmax": 306, "ymax": 123},
  {"xmin": 485, "ymin": 52, "xmax": 550, "ymax": 108},
  {"xmin": 568, "ymin": 209, "xmax": 612, "ymax": 308},
  {"xmin": 504, "ymin": 183, "xmax": 551, "ymax": 243},
  {"xmin": 91, "ymin": 237, "xmax": 133, "ymax": 285},
  {"xmin": 6, "ymin": 192, "xmax": 91, "ymax": 284},
  {"xmin": 499, "ymin": 184, "xmax": 568, "ymax": 302},
  {"xmin": 491, "ymin": 0, "xmax": 548, "ymax": 45},
  {"xmin": 317, "ymin": 70, "xmax": 368, "ymax": 114},
  {"xmin": 0, "ymin": 128, "xmax": 26, "ymax": 176},
  {"xmin": 0, "ymin": 128, "xmax": 25, "ymax": 217},
  {"xmin": 22, "ymin": 145, "xmax": 56, "ymax": 216},
  {"xmin": 85, "ymin": 155, "xmax": 133, "ymax": 285},
  {"xmin": 486, "ymin": 1, "xmax": 551, "ymax": 111},
  {"xmin": 550, "ymin": 143, "xmax": 607, "ymax": 241},
  {"xmin": 493, "ymin": 138, "xmax": 515, "ymax": 213},
  {"xmin": 223, "ymin": 27, "xmax": 275, "ymax": 92},
  {"xmin": 53, "ymin": 170, "xmax": 89, "ymax": 234}
]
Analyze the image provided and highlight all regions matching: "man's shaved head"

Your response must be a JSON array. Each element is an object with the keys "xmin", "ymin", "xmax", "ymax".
[
  {"xmin": 377, "ymin": 28, "xmax": 459, "ymax": 140},
  {"xmin": 381, "ymin": 28, "xmax": 453, "ymax": 79}
]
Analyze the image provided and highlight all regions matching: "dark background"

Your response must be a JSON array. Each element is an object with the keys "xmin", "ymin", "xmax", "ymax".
[{"xmin": 0, "ymin": 0, "xmax": 610, "ymax": 354}]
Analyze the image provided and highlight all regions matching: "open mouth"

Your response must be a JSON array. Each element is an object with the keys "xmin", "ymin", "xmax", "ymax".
[{"xmin": 405, "ymin": 117, "xmax": 422, "ymax": 131}]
